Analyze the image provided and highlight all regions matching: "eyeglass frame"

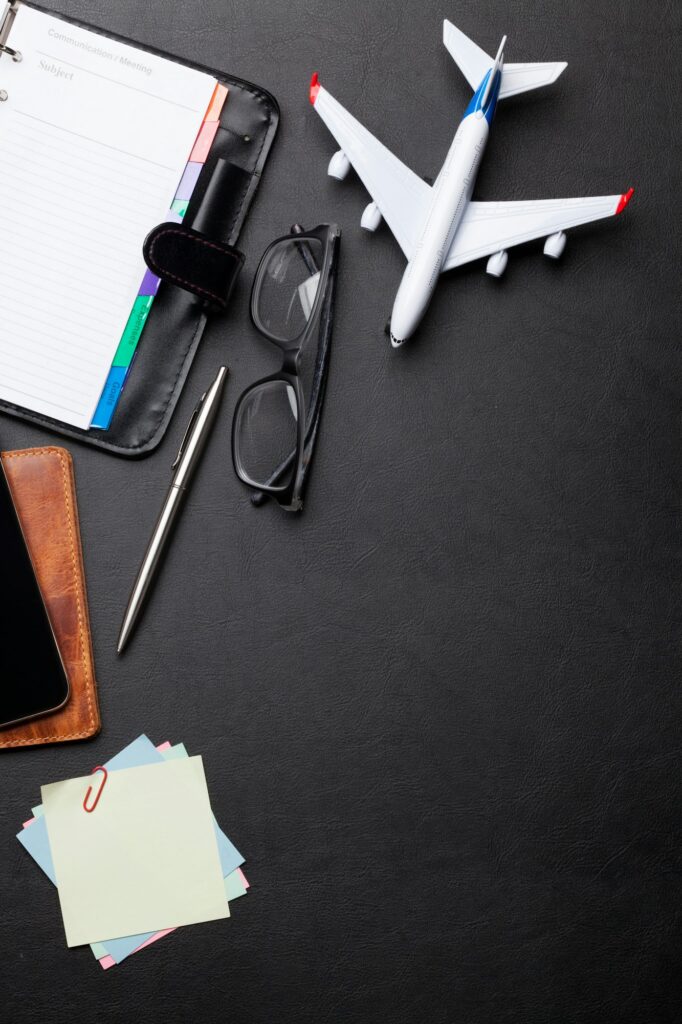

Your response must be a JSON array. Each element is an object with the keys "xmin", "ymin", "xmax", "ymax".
[{"xmin": 231, "ymin": 222, "xmax": 340, "ymax": 512}]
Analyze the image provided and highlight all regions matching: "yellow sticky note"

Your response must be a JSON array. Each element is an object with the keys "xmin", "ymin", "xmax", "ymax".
[{"xmin": 42, "ymin": 757, "xmax": 229, "ymax": 947}]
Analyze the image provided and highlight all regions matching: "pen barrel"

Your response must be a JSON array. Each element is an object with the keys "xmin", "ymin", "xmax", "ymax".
[
  {"xmin": 117, "ymin": 485, "xmax": 186, "ymax": 651},
  {"xmin": 138, "ymin": 484, "xmax": 187, "ymax": 587},
  {"xmin": 117, "ymin": 367, "xmax": 227, "ymax": 652},
  {"xmin": 173, "ymin": 367, "xmax": 228, "ymax": 489}
]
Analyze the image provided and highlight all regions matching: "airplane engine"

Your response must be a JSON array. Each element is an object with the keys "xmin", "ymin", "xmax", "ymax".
[
  {"xmin": 486, "ymin": 250, "xmax": 508, "ymax": 278},
  {"xmin": 544, "ymin": 230, "xmax": 567, "ymax": 259},
  {"xmin": 328, "ymin": 150, "xmax": 351, "ymax": 180},
  {"xmin": 361, "ymin": 201, "xmax": 382, "ymax": 232}
]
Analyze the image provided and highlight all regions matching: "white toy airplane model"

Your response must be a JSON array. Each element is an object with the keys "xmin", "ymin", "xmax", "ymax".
[{"xmin": 309, "ymin": 20, "xmax": 634, "ymax": 346}]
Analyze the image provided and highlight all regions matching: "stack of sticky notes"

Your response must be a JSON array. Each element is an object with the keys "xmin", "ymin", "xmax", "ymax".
[{"xmin": 16, "ymin": 735, "xmax": 249, "ymax": 969}]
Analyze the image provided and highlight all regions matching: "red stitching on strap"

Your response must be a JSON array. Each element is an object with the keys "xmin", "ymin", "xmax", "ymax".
[{"xmin": 147, "ymin": 227, "xmax": 236, "ymax": 305}]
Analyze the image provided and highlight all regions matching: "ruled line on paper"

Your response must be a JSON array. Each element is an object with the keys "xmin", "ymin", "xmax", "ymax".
[{"xmin": 13, "ymin": 110, "xmax": 179, "ymax": 170}]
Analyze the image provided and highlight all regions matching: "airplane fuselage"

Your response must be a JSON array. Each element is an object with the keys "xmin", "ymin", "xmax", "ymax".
[
  {"xmin": 389, "ymin": 68, "xmax": 501, "ymax": 346},
  {"xmin": 389, "ymin": 115, "xmax": 489, "ymax": 345}
]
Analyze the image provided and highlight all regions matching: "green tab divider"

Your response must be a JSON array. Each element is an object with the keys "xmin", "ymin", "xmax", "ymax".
[
  {"xmin": 171, "ymin": 197, "xmax": 189, "ymax": 218},
  {"xmin": 112, "ymin": 295, "xmax": 154, "ymax": 368}
]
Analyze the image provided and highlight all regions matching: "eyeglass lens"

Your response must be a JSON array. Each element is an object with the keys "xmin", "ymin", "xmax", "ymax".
[
  {"xmin": 235, "ymin": 379, "xmax": 299, "ymax": 489},
  {"xmin": 255, "ymin": 237, "xmax": 324, "ymax": 342}
]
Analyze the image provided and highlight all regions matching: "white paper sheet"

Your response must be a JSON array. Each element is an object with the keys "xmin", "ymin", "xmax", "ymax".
[{"xmin": 0, "ymin": 5, "xmax": 216, "ymax": 427}]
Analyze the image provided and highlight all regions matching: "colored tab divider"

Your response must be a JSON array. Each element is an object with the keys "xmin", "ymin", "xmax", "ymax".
[
  {"xmin": 189, "ymin": 119, "xmax": 220, "ymax": 163},
  {"xmin": 90, "ymin": 81, "xmax": 229, "ymax": 431},
  {"xmin": 113, "ymin": 295, "xmax": 154, "ymax": 369},
  {"xmin": 205, "ymin": 83, "xmax": 228, "ymax": 122},
  {"xmin": 171, "ymin": 198, "xmax": 189, "ymax": 219}
]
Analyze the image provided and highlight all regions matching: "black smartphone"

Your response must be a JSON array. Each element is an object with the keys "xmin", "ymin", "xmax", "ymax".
[{"xmin": 0, "ymin": 462, "xmax": 69, "ymax": 729}]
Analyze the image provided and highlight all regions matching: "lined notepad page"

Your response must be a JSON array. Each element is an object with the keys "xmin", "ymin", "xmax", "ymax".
[{"xmin": 0, "ymin": 5, "xmax": 216, "ymax": 428}]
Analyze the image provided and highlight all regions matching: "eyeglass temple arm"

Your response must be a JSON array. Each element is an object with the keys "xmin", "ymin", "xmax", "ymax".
[
  {"xmin": 250, "ymin": 449, "xmax": 297, "ymax": 506},
  {"xmin": 290, "ymin": 223, "xmax": 319, "ymax": 273}
]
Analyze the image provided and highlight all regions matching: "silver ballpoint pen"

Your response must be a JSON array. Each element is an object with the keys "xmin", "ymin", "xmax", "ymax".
[{"xmin": 117, "ymin": 366, "xmax": 228, "ymax": 654}]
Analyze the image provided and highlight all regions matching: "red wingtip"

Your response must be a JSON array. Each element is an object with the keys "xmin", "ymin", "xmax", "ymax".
[
  {"xmin": 309, "ymin": 72, "xmax": 321, "ymax": 105},
  {"xmin": 616, "ymin": 187, "xmax": 635, "ymax": 215}
]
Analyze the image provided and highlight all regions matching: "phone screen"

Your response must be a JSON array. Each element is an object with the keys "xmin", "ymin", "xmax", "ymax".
[{"xmin": 0, "ymin": 464, "xmax": 69, "ymax": 728}]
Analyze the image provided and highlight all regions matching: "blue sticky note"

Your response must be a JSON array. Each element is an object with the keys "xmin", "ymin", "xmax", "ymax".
[{"xmin": 17, "ymin": 734, "xmax": 244, "ymax": 964}]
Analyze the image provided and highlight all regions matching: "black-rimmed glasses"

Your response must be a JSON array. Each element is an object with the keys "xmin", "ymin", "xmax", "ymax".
[{"xmin": 232, "ymin": 223, "xmax": 340, "ymax": 512}]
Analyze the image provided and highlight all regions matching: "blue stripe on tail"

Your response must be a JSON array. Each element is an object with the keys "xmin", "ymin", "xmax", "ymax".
[{"xmin": 462, "ymin": 68, "xmax": 502, "ymax": 124}]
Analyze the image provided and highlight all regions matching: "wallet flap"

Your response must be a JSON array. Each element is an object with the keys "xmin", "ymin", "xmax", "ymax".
[{"xmin": 0, "ymin": 447, "xmax": 100, "ymax": 748}]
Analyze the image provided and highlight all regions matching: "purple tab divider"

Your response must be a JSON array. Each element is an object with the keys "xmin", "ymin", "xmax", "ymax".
[
  {"xmin": 175, "ymin": 162, "xmax": 203, "ymax": 201},
  {"xmin": 137, "ymin": 208, "xmax": 183, "ymax": 296},
  {"xmin": 138, "ymin": 268, "xmax": 160, "ymax": 297}
]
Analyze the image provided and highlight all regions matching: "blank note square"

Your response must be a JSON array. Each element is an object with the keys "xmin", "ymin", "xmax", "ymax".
[{"xmin": 42, "ymin": 757, "xmax": 229, "ymax": 947}]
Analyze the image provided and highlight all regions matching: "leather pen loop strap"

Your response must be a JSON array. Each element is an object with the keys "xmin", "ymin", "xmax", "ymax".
[
  {"xmin": 83, "ymin": 765, "xmax": 108, "ymax": 813},
  {"xmin": 143, "ymin": 222, "xmax": 244, "ymax": 312}
]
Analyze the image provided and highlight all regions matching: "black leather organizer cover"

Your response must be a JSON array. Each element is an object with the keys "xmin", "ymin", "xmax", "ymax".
[{"xmin": 0, "ymin": 2, "xmax": 279, "ymax": 457}]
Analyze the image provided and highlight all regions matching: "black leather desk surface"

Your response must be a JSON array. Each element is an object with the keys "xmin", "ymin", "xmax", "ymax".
[{"xmin": 1, "ymin": 1, "xmax": 679, "ymax": 1021}]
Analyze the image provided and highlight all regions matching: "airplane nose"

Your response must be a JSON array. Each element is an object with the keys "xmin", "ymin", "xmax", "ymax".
[{"xmin": 390, "ymin": 332, "xmax": 406, "ymax": 348}]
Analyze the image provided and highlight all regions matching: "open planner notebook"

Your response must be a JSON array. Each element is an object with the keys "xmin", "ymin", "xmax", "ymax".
[{"xmin": 0, "ymin": 3, "xmax": 224, "ymax": 429}]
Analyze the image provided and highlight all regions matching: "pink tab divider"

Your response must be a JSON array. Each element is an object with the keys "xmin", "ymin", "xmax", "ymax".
[{"xmin": 190, "ymin": 119, "xmax": 220, "ymax": 162}]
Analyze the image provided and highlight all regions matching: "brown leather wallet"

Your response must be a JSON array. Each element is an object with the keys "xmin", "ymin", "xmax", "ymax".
[{"xmin": 0, "ymin": 447, "xmax": 100, "ymax": 749}]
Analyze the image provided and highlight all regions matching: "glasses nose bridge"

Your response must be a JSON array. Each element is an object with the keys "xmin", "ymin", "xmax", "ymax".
[{"xmin": 281, "ymin": 348, "xmax": 298, "ymax": 375}]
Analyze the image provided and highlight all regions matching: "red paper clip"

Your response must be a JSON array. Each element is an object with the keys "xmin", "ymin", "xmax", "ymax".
[{"xmin": 83, "ymin": 765, "xmax": 108, "ymax": 813}]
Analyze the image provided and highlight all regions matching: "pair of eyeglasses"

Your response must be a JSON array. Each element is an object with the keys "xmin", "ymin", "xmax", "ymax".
[{"xmin": 232, "ymin": 223, "xmax": 340, "ymax": 512}]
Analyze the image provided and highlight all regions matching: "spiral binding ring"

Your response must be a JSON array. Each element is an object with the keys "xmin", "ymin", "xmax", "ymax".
[{"xmin": 0, "ymin": 42, "xmax": 20, "ymax": 60}]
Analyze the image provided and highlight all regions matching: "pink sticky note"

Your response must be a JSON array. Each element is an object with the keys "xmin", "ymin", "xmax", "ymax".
[
  {"xmin": 22, "ymin": 818, "xmax": 35, "ymax": 829},
  {"xmin": 190, "ymin": 120, "xmax": 219, "ymax": 163},
  {"xmin": 238, "ymin": 868, "xmax": 250, "ymax": 889},
  {"xmin": 132, "ymin": 926, "xmax": 176, "ymax": 954},
  {"xmin": 99, "ymin": 956, "xmax": 116, "ymax": 970}
]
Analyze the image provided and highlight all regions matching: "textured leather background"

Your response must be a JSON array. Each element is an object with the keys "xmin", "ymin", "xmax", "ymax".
[{"xmin": 0, "ymin": 0, "xmax": 680, "ymax": 1021}]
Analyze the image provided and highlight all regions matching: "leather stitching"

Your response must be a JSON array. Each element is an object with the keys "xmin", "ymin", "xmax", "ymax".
[
  {"xmin": 146, "ymin": 227, "xmax": 237, "ymax": 305},
  {"xmin": 0, "ymin": 448, "xmax": 98, "ymax": 746}
]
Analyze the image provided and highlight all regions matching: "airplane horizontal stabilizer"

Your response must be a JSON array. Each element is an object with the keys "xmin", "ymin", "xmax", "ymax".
[
  {"xmin": 498, "ymin": 61, "xmax": 567, "ymax": 98},
  {"xmin": 443, "ymin": 20, "xmax": 567, "ymax": 98}
]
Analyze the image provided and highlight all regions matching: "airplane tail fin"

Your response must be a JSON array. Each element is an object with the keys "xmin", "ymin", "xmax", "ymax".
[{"xmin": 443, "ymin": 20, "xmax": 567, "ymax": 99}]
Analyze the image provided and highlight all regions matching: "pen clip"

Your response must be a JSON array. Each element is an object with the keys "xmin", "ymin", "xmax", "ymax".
[{"xmin": 172, "ymin": 392, "xmax": 206, "ymax": 471}]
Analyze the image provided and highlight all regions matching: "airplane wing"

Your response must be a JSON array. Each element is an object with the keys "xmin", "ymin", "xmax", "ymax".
[
  {"xmin": 310, "ymin": 76, "xmax": 432, "ymax": 260},
  {"xmin": 442, "ymin": 191, "xmax": 633, "ymax": 271}
]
